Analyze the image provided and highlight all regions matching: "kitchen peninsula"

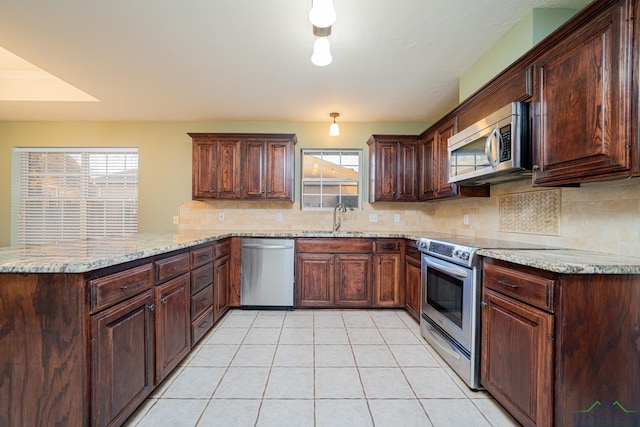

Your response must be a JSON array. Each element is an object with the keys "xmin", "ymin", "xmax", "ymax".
[{"xmin": 1, "ymin": 231, "xmax": 639, "ymax": 426}]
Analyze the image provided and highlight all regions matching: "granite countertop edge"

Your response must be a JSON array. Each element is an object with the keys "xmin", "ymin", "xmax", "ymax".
[{"xmin": 1, "ymin": 231, "xmax": 639, "ymax": 275}]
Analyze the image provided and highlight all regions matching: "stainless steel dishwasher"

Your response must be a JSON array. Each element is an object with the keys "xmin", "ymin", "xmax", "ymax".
[{"xmin": 240, "ymin": 238, "xmax": 294, "ymax": 309}]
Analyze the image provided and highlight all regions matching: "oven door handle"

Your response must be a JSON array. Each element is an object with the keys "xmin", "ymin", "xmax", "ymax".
[
  {"xmin": 424, "ymin": 323, "xmax": 462, "ymax": 360},
  {"xmin": 424, "ymin": 258, "xmax": 468, "ymax": 279}
]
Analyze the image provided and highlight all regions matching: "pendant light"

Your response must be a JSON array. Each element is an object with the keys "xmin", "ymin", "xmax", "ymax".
[
  {"xmin": 309, "ymin": 0, "xmax": 336, "ymax": 28},
  {"xmin": 311, "ymin": 25, "xmax": 332, "ymax": 67},
  {"xmin": 329, "ymin": 112, "xmax": 340, "ymax": 136}
]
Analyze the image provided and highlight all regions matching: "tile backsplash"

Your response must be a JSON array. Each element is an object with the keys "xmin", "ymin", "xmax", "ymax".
[{"xmin": 179, "ymin": 177, "xmax": 640, "ymax": 256}]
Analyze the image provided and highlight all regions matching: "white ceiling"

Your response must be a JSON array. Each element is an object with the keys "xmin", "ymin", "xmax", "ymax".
[{"xmin": 0, "ymin": 0, "xmax": 591, "ymax": 123}]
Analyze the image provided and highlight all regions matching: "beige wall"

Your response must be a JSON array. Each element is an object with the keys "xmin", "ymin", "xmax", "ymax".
[{"xmin": 0, "ymin": 120, "xmax": 428, "ymax": 246}]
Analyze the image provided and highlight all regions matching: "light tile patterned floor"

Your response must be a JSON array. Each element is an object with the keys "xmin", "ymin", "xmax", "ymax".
[{"xmin": 125, "ymin": 309, "xmax": 520, "ymax": 427}]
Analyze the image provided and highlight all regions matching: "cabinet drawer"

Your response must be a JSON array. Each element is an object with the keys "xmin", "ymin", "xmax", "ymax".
[
  {"xmin": 192, "ymin": 306, "xmax": 214, "ymax": 344},
  {"xmin": 191, "ymin": 262, "xmax": 213, "ymax": 294},
  {"xmin": 191, "ymin": 285, "xmax": 213, "ymax": 319},
  {"xmin": 374, "ymin": 239, "xmax": 401, "ymax": 253},
  {"xmin": 405, "ymin": 242, "xmax": 420, "ymax": 260},
  {"xmin": 89, "ymin": 263, "xmax": 154, "ymax": 313},
  {"xmin": 213, "ymin": 239, "xmax": 230, "ymax": 259},
  {"xmin": 155, "ymin": 252, "xmax": 190, "ymax": 283},
  {"xmin": 296, "ymin": 238, "xmax": 373, "ymax": 253},
  {"xmin": 483, "ymin": 262, "xmax": 556, "ymax": 312},
  {"xmin": 191, "ymin": 246, "xmax": 213, "ymax": 268}
]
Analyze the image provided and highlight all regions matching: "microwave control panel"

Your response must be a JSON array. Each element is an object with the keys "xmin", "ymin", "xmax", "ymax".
[{"xmin": 499, "ymin": 124, "xmax": 512, "ymax": 162}]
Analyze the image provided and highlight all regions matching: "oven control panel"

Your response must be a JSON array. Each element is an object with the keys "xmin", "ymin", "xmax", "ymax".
[{"xmin": 417, "ymin": 238, "xmax": 476, "ymax": 266}]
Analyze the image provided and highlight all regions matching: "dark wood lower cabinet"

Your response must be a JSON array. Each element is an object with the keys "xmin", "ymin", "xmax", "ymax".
[
  {"xmin": 481, "ymin": 258, "xmax": 640, "ymax": 427},
  {"xmin": 213, "ymin": 254, "xmax": 230, "ymax": 321},
  {"xmin": 91, "ymin": 290, "xmax": 154, "ymax": 427},
  {"xmin": 481, "ymin": 288, "xmax": 553, "ymax": 427},
  {"xmin": 334, "ymin": 254, "xmax": 372, "ymax": 307},
  {"xmin": 154, "ymin": 273, "xmax": 191, "ymax": 384},
  {"xmin": 404, "ymin": 243, "xmax": 421, "ymax": 320},
  {"xmin": 373, "ymin": 253, "xmax": 403, "ymax": 307},
  {"xmin": 295, "ymin": 253, "xmax": 334, "ymax": 307}
]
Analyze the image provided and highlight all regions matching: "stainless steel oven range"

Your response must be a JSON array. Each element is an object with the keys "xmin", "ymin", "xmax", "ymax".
[{"xmin": 417, "ymin": 237, "xmax": 483, "ymax": 390}]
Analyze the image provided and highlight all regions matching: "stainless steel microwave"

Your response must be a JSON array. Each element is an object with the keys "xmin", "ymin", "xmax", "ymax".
[{"xmin": 447, "ymin": 102, "xmax": 531, "ymax": 185}]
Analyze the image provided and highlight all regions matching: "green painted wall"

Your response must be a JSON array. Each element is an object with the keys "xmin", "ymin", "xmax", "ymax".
[
  {"xmin": 0, "ymin": 120, "xmax": 428, "ymax": 246},
  {"xmin": 459, "ymin": 8, "xmax": 580, "ymax": 102}
]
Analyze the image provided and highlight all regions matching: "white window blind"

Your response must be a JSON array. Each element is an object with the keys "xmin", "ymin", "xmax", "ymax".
[{"xmin": 12, "ymin": 147, "xmax": 139, "ymax": 245}]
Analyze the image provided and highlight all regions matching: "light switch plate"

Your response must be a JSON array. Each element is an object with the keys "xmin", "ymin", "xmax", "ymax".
[
  {"xmin": 219, "ymin": 212, "xmax": 225, "ymax": 221},
  {"xmin": 276, "ymin": 212, "xmax": 283, "ymax": 222},
  {"xmin": 369, "ymin": 213, "xmax": 378, "ymax": 222},
  {"xmin": 394, "ymin": 214, "xmax": 400, "ymax": 223}
]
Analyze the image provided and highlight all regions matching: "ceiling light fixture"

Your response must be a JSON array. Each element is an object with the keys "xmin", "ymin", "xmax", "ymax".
[
  {"xmin": 311, "ymin": 25, "xmax": 332, "ymax": 67},
  {"xmin": 329, "ymin": 112, "xmax": 340, "ymax": 136},
  {"xmin": 309, "ymin": 0, "xmax": 336, "ymax": 28}
]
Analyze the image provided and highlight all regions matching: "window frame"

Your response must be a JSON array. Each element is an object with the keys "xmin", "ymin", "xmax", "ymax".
[{"xmin": 300, "ymin": 148, "xmax": 363, "ymax": 211}]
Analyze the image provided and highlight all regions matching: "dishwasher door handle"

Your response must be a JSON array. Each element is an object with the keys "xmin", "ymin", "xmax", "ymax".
[{"xmin": 241, "ymin": 243, "xmax": 293, "ymax": 250}]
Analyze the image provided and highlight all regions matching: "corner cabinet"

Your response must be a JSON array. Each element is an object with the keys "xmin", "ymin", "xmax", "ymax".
[
  {"xmin": 191, "ymin": 133, "xmax": 297, "ymax": 201},
  {"xmin": 532, "ymin": 0, "xmax": 637, "ymax": 186},
  {"xmin": 368, "ymin": 135, "xmax": 419, "ymax": 202},
  {"xmin": 481, "ymin": 257, "xmax": 640, "ymax": 427}
]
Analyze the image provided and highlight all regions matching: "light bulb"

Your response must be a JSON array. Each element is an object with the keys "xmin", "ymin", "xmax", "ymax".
[
  {"xmin": 311, "ymin": 37, "xmax": 332, "ymax": 66},
  {"xmin": 329, "ymin": 122, "xmax": 340, "ymax": 136},
  {"xmin": 309, "ymin": 0, "xmax": 336, "ymax": 28}
]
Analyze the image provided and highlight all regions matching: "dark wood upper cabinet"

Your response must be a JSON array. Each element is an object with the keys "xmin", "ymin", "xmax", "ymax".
[
  {"xmin": 532, "ymin": 0, "xmax": 635, "ymax": 185},
  {"xmin": 190, "ymin": 133, "xmax": 296, "ymax": 201},
  {"xmin": 368, "ymin": 135, "xmax": 419, "ymax": 202}
]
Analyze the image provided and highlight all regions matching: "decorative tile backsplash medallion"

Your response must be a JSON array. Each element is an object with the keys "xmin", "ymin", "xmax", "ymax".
[{"xmin": 498, "ymin": 189, "xmax": 561, "ymax": 235}]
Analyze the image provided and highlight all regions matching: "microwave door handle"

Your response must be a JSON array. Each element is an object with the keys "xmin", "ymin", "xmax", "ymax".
[
  {"xmin": 424, "ymin": 258, "xmax": 468, "ymax": 279},
  {"xmin": 485, "ymin": 128, "xmax": 501, "ymax": 168}
]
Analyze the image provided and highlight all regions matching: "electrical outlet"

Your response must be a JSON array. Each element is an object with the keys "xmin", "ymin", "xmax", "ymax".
[
  {"xmin": 463, "ymin": 214, "xmax": 469, "ymax": 225},
  {"xmin": 218, "ymin": 212, "xmax": 225, "ymax": 221},
  {"xmin": 276, "ymin": 212, "xmax": 283, "ymax": 222},
  {"xmin": 172, "ymin": 215, "xmax": 179, "ymax": 225},
  {"xmin": 394, "ymin": 214, "xmax": 400, "ymax": 223},
  {"xmin": 369, "ymin": 213, "xmax": 378, "ymax": 223}
]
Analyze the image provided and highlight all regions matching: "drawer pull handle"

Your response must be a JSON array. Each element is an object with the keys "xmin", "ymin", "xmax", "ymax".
[
  {"xmin": 120, "ymin": 281, "xmax": 143, "ymax": 291},
  {"xmin": 498, "ymin": 280, "xmax": 519, "ymax": 289}
]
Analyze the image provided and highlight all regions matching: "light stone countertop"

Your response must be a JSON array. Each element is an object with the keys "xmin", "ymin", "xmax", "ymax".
[
  {"xmin": 477, "ymin": 248, "xmax": 640, "ymax": 275},
  {"xmin": 1, "ymin": 231, "xmax": 639, "ymax": 275}
]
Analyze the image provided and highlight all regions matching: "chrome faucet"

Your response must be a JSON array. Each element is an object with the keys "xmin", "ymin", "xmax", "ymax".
[{"xmin": 333, "ymin": 202, "xmax": 347, "ymax": 232}]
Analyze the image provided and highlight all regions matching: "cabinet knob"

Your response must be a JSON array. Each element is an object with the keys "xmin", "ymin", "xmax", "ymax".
[
  {"xmin": 161, "ymin": 297, "xmax": 167, "ymax": 304},
  {"xmin": 210, "ymin": 189, "xmax": 216, "ymax": 193},
  {"xmin": 532, "ymin": 165, "xmax": 540, "ymax": 170},
  {"xmin": 148, "ymin": 304, "xmax": 156, "ymax": 311},
  {"xmin": 480, "ymin": 301, "xmax": 487, "ymax": 308}
]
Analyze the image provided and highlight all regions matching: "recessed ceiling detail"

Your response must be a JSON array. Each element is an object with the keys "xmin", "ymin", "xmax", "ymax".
[{"xmin": 0, "ymin": 47, "xmax": 98, "ymax": 102}]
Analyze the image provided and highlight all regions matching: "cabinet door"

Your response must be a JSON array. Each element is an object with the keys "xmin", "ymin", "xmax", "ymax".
[
  {"xmin": 334, "ymin": 254, "xmax": 372, "ymax": 307},
  {"xmin": 533, "ymin": 1, "xmax": 632, "ymax": 185},
  {"xmin": 295, "ymin": 253, "xmax": 334, "ymax": 307},
  {"xmin": 481, "ymin": 288, "xmax": 553, "ymax": 427},
  {"xmin": 213, "ymin": 254, "xmax": 230, "ymax": 322},
  {"xmin": 192, "ymin": 139, "xmax": 216, "ymax": 199},
  {"xmin": 404, "ymin": 255, "xmax": 421, "ymax": 320},
  {"xmin": 397, "ymin": 141, "xmax": 418, "ymax": 201},
  {"xmin": 419, "ymin": 133, "xmax": 436, "ymax": 201},
  {"xmin": 435, "ymin": 121, "xmax": 458, "ymax": 198},
  {"xmin": 373, "ymin": 141, "xmax": 398, "ymax": 201},
  {"xmin": 155, "ymin": 273, "xmax": 191, "ymax": 384},
  {"xmin": 373, "ymin": 253, "xmax": 402, "ymax": 307},
  {"xmin": 91, "ymin": 290, "xmax": 154, "ymax": 427},
  {"xmin": 243, "ymin": 140, "xmax": 266, "ymax": 198},
  {"xmin": 216, "ymin": 139, "xmax": 242, "ymax": 199},
  {"xmin": 266, "ymin": 140, "xmax": 294, "ymax": 200}
]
